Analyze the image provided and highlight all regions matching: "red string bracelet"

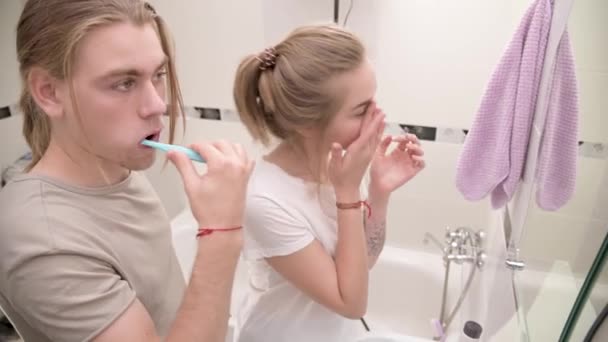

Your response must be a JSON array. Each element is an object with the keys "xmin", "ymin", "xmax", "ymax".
[
  {"xmin": 335, "ymin": 200, "xmax": 372, "ymax": 219},
  {"xmin": 196, "ymin": 226, "xmax": 242, "ymax": 238}
]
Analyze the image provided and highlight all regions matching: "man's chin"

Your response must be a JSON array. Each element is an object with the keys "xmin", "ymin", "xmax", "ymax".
[{"xmin": 126, "ymin": 154, "xmax": 157, "ymax": 171}]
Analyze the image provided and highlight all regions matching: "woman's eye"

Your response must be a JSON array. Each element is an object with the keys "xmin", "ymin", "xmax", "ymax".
[{"xmin": 154, "ymin": 70, "xmax": 168, "ymax": 81}]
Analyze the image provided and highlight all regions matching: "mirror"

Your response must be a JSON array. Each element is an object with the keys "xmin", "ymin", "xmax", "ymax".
[{"xmin": 0, "ymin": 1, "xmax": 605, "ymax": 341}]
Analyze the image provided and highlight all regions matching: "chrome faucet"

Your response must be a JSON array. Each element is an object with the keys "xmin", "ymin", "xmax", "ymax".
[
  {"xmin": 425, "ymin": 226, "xmax": 486, "ymax": 340},
  {"xmin": 424, "ymin": 226, "xmax": 486, "ymax": 268},
  {"xmin": 423, "ymin": 232, "xmax": 446, "ymax": 253}
]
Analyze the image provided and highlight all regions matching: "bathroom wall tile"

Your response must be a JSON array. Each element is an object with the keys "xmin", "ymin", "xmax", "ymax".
[
  {"xmin": 383, "ymin": 121, "xmax": 407, "ymax": 137},
  {"xmin": 181, "ymin": 104, "xmax": 606, "ymax": 161},
  {"xmin": 569, "ymin": 0, "xmax": 608, "ymax": 72},
  {"xmin": 0, "ymin": 106, "xmax": 10, "ymax": 120},
  {"xmin": 193, "ymin": 107, "xmax": 221, "ymax": 120},
  {"xmin": 571, "ymin": 218, "xmax": 608, "ymax": 284},
  {"xmin": 148, "ymin": 0, "xmax": 266, "ymax": 109},
  {"xmin": 386, "ymin": 194, "xmax": 491, "ymax": 253},
  {"xmin": 398, "ymin": 124, "xmax": 436, "ymax": 141},
  {"xmin": 180, "ymin": 118, "xmax": 266, "ymax": 156},
  {"xmin": 372, "ymin": 0, "xmax": 532, "ymax": 130},
  {"xmin": 400, "ymin": 142, "xmax": 476, "ymax": 203},
  {"xmin": 576, "ymin": 70, "xmax": 608, "ymax": 143},
  {"xmin": 182, "ymin": 106, "xmax": 200, "ymax": 119},
  {"xmin": 0, "ymin": 1, "xmax": 22, "ymax": 105},
  {"xmin": 261, "ymin": 0, "xmax": 333, "ymax": 48},
  {"xmin": 435, "ymin": 126, "xmax": 467, "ymax": 144},
  {"xmin": 578, "ymin": 141, "xmax": 608, "ymax": 159},
  {"xmin": 519, "ymin": 212, "xmax": 607, "ymax": 278},
  {"xmin": 220, "ymin": 108, "xmax": 241, "ymax": 122}
]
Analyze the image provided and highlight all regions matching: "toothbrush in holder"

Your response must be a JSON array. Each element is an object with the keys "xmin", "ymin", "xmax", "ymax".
[{"xmin": 141, "ymin": 140, "xmax": 205, "ymax": 163}]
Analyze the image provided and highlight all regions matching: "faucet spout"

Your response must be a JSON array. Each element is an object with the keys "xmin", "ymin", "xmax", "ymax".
[{"xmin": 424, "ymin": 232, "xmax": 445, "ymax": 252}]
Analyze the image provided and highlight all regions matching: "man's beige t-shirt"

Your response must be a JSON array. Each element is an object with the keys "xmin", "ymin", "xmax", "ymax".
[{"xmin": 0, "ymin": 172, "xmax": 186, "ymax": 342}]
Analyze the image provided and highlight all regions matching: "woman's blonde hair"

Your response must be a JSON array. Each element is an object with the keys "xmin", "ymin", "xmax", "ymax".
[
  {"xmin": 17, "ymin": 0, "xmax": 184, "ymax": 170},
  {"xmin": 233, "ymin": 24, "xmax": 365, "ymax": 147}
]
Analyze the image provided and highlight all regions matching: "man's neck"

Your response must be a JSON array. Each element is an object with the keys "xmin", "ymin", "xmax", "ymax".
[{"xmin": 30, "ymin": 140, "xmax": 130, "ymax": 188}]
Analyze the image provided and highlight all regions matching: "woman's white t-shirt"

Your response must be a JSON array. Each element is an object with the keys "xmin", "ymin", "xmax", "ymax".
[{"xmin": 234, "ymin": 158, "xmax": 364, "ymax": 342}]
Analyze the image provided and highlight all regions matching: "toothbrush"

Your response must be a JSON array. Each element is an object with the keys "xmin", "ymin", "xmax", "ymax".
[{"xmin": 141, "ymin": 139, "xmax": 205, "ymax": 163}]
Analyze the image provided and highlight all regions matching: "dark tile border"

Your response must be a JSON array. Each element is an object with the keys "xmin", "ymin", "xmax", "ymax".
[
  {"xmin": 2, "ymin": 104, "xmax": 605, "ymax": 160},
  {"xmin": 0, "ymin": 106, "xmax": 11, "ymax": 120}
]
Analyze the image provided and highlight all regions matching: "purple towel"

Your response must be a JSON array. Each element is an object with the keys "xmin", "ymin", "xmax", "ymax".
[
  {"xmin": 535, "ymin": 31, "xmax": 578, "ymax": 210},
  {"xmin": 456, "ymin": 0, "xmax": 578, "ymax": 210}
]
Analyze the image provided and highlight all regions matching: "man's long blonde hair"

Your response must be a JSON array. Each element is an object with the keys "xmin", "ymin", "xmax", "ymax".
[{"xmin": 17, "ymin": 0, "xmax": 184, "ymax": 170}]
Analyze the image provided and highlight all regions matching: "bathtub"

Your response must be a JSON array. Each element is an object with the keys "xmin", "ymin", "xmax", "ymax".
[
  {"xmin": 171, "ymin": 208, "xmax": 448, "ymax": 342},
  {"xmin": 491, "ymin": 261, "xmax": 608, "ymax": 342},
  {"xmin": 364, "ymin": 247, "xmax": 462, "ymax": 341}
]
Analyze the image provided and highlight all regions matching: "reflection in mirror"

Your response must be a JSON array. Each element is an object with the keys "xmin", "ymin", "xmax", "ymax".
[{"xmin": 0, "ymin": 0, "xmax": 605, "ymax": 342}]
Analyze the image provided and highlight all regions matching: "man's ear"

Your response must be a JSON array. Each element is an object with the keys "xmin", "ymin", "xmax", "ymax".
[{"xmin": 28, "ymin": 67, "xmax": 67, "ymax": 119}]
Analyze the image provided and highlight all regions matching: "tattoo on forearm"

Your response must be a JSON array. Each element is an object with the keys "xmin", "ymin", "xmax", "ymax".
[{"xmin": 364, "ymin": 216, "xmax": 387, "ymax": 260}]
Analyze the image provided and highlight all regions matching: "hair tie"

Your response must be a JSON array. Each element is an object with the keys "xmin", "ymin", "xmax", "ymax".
[
  {"xmin": 256, "ymin": 47, "xmax": 278, "ymax": 71},
  {"xmin": 144, "ymin": 2, "xmax": 158, "ymax": 17}
]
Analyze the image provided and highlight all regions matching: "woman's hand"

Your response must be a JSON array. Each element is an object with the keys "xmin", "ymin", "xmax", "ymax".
[
  {"xmin": 328, "ymin": 102, "xmax": 385, "ymax": 202},
  {"xmin": 369, "ymin": 133, "xmax": 425, "ymax": 197}
]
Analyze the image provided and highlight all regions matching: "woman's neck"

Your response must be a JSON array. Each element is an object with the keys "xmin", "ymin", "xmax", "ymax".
[{"xmin": 266, "ymin": 140, "xmax": 329, "ymax": 184}]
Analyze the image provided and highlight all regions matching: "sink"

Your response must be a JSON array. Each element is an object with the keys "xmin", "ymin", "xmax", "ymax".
[{"xmin": 356, "ymin": 333, "xmax": 436, "ymax": 342}]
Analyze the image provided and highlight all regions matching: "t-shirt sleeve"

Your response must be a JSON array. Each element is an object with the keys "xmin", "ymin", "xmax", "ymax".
[
  {"xmin": 6, "ymin": 252, "xmax": 137, "ymax": 342},
  {"xmin": 243, "ymin": 195, "xmax": 315, "ymax": 259}
]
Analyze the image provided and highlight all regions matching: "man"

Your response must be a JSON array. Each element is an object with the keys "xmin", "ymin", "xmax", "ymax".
[{"xmin": 0, "ymin": 1, "xmax": 253, "ymax": 341}]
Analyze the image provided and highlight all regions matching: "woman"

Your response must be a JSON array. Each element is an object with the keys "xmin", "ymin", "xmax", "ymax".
[{"xmin": 233, "ymin": 24, "xmax": 425, "ymax": 341}]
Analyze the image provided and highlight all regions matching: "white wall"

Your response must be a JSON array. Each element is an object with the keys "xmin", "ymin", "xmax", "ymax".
[
  {"xmin": 0, "ymin": 0, "xmax": 22, "ymax": 107},
  {"xmin": 147, "ymin": 0, "xmax": 266, "ymax": 109},
  {"xmin": 569, "ymin": 0, "xmax": 608, "ymax": 143},
  {"xmin": 357, "ymin": 0, "xmax": 532, "ymax": 129},
  {"xmin": 0, "ymin": 1, "xmax": 27, "ymax": 173},
  {"xmin": 147, "ymin": 0, "xmax": 339, "ymax": 110}
]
